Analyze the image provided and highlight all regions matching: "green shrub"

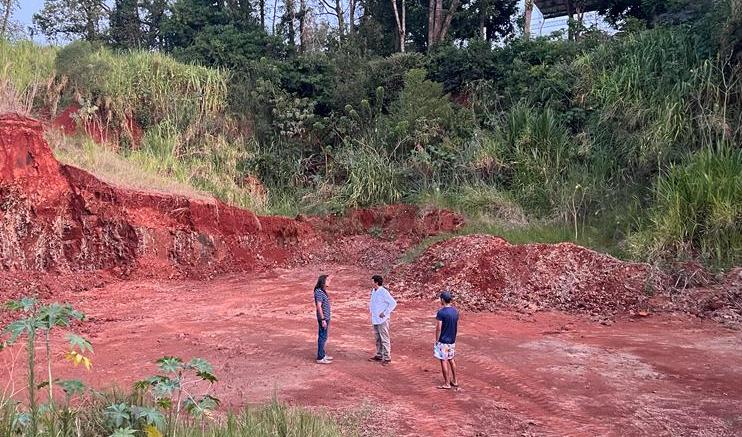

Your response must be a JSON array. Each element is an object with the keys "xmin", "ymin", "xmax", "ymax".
[
  {"xmin": 55, "ymin": 41, "xmax": 228, "ymax": 130},
  {"xmin": 629, "ymin": 146, "xmax": 742, "ymax": 268},
  {"xmin": 336, "ymin": 143, "xmax": 403, "ymax": 208},
  {"xmin": 0, "ymin": 40, "xmax": 57, "ymax": 114}
]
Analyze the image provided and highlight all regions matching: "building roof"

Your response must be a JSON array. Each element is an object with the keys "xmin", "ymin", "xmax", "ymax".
[{"xmin": 534, "ymin": 0, "xmax": 603, "ymax": 19}]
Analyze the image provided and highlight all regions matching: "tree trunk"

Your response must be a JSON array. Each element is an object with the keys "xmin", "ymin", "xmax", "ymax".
[
  {"xmin": 427, "ymin": 0, "xmax": 435, "ymax": 48},
  {"xmin": 299, "ymin": 0, "xmax": 307, "ymax": 51},
  {"xmin": 479, "ymin": 0, "xmax": 486, "ymax": 39},
  {"xmin": 349, "ymin": 0, "xmax": 355, "ymax": 34},
  {"xmin": 272, "ymin": 0, "xmax": 279, "ymax": 34},
  {"xmin": 287, "ymin": 0, "xmax": 296, "ymax": 46},
  {"xmin": 437, "ymin": 0, "xmax": 459, "ymax": 43},
  {"xmin": 433, "ymin": 0, "xmax": 442, "ymax": 43},
  {"xmin": 391, "ymin": 0, "xmax": 405, "ymax": 52},
  {"xmin": 401, "ymin": 0, "xmax": 405, "ymax": 51},
  {"xmin": 566, "ymin": 0, "xmax": 574, "ymax": 41},
  {"xmin": 427, "ymin": 0, "xmax": 460, "ymax": 48},
  {"xmin": 335, "ymin": 0, "xmax": 345, "ymax": 36},
  {"xmin": 524, "ymin": 0, "xmax": 533, "ymax": 40},
  {"xmin": 0, "ymin": 0, "xmax": 12, "ymax": 39},
  {"xmin": 260, "ymin": 0, "xmax": 265, "ymax": 29},
  {"xmin": 83, "ymin": 0, "xmax": 97, "ymax": 41}
]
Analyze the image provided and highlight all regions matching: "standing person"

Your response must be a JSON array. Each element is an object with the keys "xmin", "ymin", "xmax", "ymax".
[
  {"xmin": 434, "ymin": 291, "xmax": 459, "ymax": 389},
  {"xmin": 314, "ymin": 274, "xmax": 333, "ymax": 364},
  {"xmin": 368, "ymin": 275, "xmax": 397, "ymax": 366}
]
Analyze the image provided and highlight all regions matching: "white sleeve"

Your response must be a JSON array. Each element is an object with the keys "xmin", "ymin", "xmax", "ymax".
[{"xmin": 386, "ymin": 290, "xmax": 397, "ymax": 313}]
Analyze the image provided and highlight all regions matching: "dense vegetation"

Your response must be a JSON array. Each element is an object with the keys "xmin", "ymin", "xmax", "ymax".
[{"xmin": 0, "ymin": 0, "xmax": 740, "ymax": 269}]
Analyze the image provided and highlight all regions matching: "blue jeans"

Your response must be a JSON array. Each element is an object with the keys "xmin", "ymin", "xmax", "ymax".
[{"xmin": 317, "ymin": 320, "xmax": 329, "ymax": 360}]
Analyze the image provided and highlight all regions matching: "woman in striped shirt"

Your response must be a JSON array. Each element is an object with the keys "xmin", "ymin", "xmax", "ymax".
[{"xmin": 314, "ymin": 274, "xmax": 333, "ymax": 364}]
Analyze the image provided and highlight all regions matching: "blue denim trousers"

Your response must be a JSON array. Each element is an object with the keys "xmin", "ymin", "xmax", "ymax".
[{"xmin": 317, "ymin": 319, "xmax": 330, "ymax": 360}]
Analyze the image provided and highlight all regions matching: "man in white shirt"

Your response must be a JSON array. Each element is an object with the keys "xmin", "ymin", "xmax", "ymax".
[{"xmin": 368, "ymin": 275, "xmax": 397, "ymax": 366}]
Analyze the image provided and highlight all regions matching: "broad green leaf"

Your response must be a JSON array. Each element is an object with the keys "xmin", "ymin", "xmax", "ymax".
[
  {"xmin": 105, "ymin": 403, "xmax": 131, "ymax": 428},
  {"xmin": 3, "ymin": 319, "xmax": 35, "ymax": 343},
  {"xmin": 184, "ymin": 395, "xmax": 220, "ymax": 417},
  {"xmin": 156, "ymin": 356, "xmax": 183, "ymax": 373},
  {"xmin": 56, "ymin": 379, "xmax": 85, "ymax": 396},
  {"xmin": 5, "ymin": 297, "xmax": 37, "ymax": 312},
  {"xmin": 187, "ymin": 357, "xmax": 213, "ymax": 374},
  {"xmin": 110, "ymin": 427, "xmax": 136, "ymax": 437},
  {"xmin": 151, "ymin": 377, "xmax": 179, "ymax": 398},
  {"xmin": 132, "ymin": 406, "xmax": 165, "ymax": 428},
  {"xmin": 133, "ymin": 379, "xmax": 151, "ymax": 391},
  {"xmin": 66, "ymin": 333, "xmax": 93, "ymax": 353},
  {"xmin": 196, "ymin": 371, "xmax": 217, "ymax": 383}
]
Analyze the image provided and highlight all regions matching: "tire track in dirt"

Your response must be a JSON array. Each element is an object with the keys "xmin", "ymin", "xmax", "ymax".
[
  {"xmin": 460, "ymin": 351, "xmax": 612, "ymax": 436},
  {"xmin": 371, "ymin": 359, "xmax": 482, "ymax": 436}
]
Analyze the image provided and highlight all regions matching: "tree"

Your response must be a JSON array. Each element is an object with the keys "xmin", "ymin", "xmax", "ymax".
[
  {"xmin": 283, "ymin": 0, "xmax": 297, "ymax": 46},
  {"xmin": 358, "ymin": 0, "xmax": 403, "ymax": 55},
  {"xmin": 162, "ymin": 0, "xmax": 286, "ymax": 67},
  {"xmin": 0, "ymin": 0, "xmax": 18, "ymax": 40},
  {"xmin": 427, "ymin": 0, "xmax": 461, "ymax": 48},
  {"xmin": 449, "ymin": 0, "xmax": 517, "ymax": 42},
  {"xmin": 33, "ymin": 0, "xmax": 109, "ymax": 42},
  {"xmin": 141, "ymin": 0, "xmax": 167, "ymax": 49},
  {"xmin": 390, "ymin": 0, "xmax": 405, "ymax": 52},
  {"xmin": 596, "ymin": 0, "xmax": 713, "ymax": 27},
  {"xmin": 109, "ymin": 0, "xmax": 142, "ymax": 48}
]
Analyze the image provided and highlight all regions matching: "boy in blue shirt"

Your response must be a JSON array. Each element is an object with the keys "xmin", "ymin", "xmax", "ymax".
[{"xmin": 434, "ymin": 291, "xmax": 459, "ymax": 389}]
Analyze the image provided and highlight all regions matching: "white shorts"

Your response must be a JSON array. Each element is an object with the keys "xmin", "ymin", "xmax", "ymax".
[{"xmin": 434, "ymin": 342, "xmax": 456, "ymax": 360}]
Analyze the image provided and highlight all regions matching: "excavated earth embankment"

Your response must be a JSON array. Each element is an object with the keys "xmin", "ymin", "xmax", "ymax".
[
  {"xmin": 0, "ymin": 113, "xmax": 461, "ymax": 281},
  {"xmin": 1, "ymin": 113, "xmax": 739, "ymax": 323}
]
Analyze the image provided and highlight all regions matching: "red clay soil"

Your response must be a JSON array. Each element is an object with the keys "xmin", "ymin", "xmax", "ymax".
[
  {"xmin": 0, "ymin": 114, "xmax": 462, "ymax": 279},
  {"xmin": 394, "ymin": 235, "xmax": 667, "ymax": 316},
  {"xmin": 52, "ymin": 104, "xmax": 144, "ymax": 149},
  {"xmin": 2, "ymin": 266, "xmax": 739, "ymax": 436}
]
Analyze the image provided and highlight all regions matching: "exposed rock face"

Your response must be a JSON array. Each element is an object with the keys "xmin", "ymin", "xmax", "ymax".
[{"xmin": 0, "ymin": 114, "xmax": 463, "ymax": 277}]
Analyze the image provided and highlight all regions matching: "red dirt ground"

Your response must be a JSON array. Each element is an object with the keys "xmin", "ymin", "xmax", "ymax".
[
  {"xmin": 2, "ymin": 266, "xmax": 740, "ymax": 436},
  {"xmin": 2, "ymin": 113, "xmax": 742, "ymax": 435}
]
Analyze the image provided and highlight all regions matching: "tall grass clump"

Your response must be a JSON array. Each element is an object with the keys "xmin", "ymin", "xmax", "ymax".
[
  {"xmin": 51, "ymin": 132, "xmax": 211, "ymax": 199},
  {"xmin": 0, "ymin": 40, "xmax": 57, "ymax": 114},
  {"xmin": 336, "ymin": 142, "xmax": 403, "ymax": 208},
  {"xmin": 629, "ymin": 146, "xmax": 742, "ymax": 268},
  {"xmin": 55, "ymin": 41, "xmax": 228, "ymax": 130},
  {"xmin": 128, "ymin": 123, "xmax": 264, "ymax": 210},
  {"xmin": 576, "ymin": 27, "xmax": 740, "ymax": 172}
]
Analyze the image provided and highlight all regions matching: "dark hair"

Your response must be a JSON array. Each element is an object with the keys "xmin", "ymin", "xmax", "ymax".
[
  {"xmin": 440, "ymin": 291, "xmax": 453, "ymax": 303},
  {"xmin": 371, "ymin": 275, "xmax": 383, "ymax": 286},
  {"xmin": 315, "ymin": 275, "xmax": 329, "ymax": 293}
]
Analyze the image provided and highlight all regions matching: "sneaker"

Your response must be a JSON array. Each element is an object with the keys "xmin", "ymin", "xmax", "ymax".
[
  {"xmin": 381, "ymin": 359, "xmax": 392, "ymax": 366},
  {"xmin": 325, "ymin": 355, "xmax": 334, "ymax": 361},
  {"xmin": 316, "ymin": 357, "xmax": 332, "ymax": 364},
  {"xmin": 368, "ymin": 356, "xmax": 382, "ymax": 362}
]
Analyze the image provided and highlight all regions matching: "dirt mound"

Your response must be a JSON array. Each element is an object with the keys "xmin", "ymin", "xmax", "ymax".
[
  {"xmin": 0, "ymin": 114, "xmax": 461, "ymax": 279},
  {"xmin": 393, "ymin": 235, "xmax": 665, "ymax": 316},
  {"xmin": 662, "ymin": 267, "xmax": 742, "ymax": 326}
]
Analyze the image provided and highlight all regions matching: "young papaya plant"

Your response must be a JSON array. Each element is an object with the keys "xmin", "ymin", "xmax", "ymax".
[
  {"xmin": 2, "ymin": 297, "xmax": 92, "ymax": 437},
  {"xmin": 131, "ymin": 356, "xmax": 220, "ymax": 437}
]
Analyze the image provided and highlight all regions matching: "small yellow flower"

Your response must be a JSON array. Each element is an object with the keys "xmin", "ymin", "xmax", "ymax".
[
  {"xmin": 65, "ymin": 351, "xmax": 93, "ymax": 370},
  {"xmin": 144, "ymin": 424, "xmax": 163, "ymax": 437}
]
